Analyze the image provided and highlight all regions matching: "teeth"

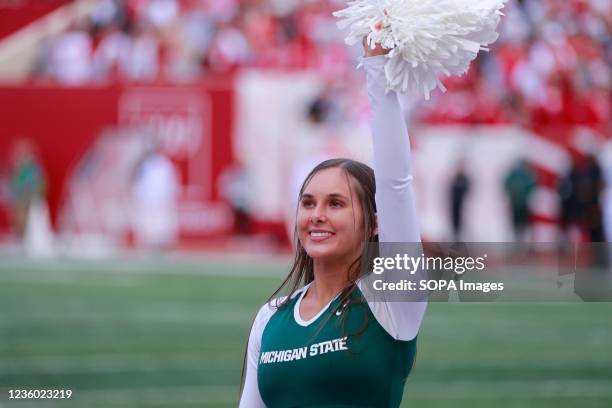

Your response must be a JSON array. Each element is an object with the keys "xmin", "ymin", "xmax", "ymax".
[{"xmin": 311, "ymin": 232, "xmax": 332, "ymax": 237}]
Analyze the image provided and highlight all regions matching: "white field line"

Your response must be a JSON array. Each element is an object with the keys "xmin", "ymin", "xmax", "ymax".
[
  {"xmin": 0, "ymin": 353, "xmax": 237, "ymax": 375},
  {"xmin": 0, "ymin": 312, "xmax": 249, "ymax": 326},
  {"xmin": 0, "ymin": 255, "xmax": 288, "ymax": 279},
  {"xmin": 0, "ymin": 304, "xmax": 254, "ymax": 326},
  {"xmin": 1, "ymin": 352, "xmax": 610, "ymax": 380},
  {"xmin": 0, "ymin": 272, "xmax": 141, "ymax": 287}
]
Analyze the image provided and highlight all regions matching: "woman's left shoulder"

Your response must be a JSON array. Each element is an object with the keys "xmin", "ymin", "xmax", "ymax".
[{"xmin": 355, "ymin": 280, "xmax": 426, "ymax": 342}]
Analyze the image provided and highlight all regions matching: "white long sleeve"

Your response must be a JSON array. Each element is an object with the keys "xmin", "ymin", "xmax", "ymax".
[
  {"xmin": 358, "ymin": 55, "xmax": 427, "ymax": 341},
  {"xmin": 364, "ymin": 56, "xmax": 420, "ymax": 243},
  {"xmin": 239, "ymin": 302, "xmax": 277, "ymax": 408}
]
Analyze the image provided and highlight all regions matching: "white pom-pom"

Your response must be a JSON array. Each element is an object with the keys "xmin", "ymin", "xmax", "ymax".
[{"xmin": 333, "ymin": 0, "xmax": 506, "ymax": 100}]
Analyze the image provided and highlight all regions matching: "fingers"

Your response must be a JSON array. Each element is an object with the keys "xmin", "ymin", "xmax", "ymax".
[{"xmin": 363, "ymin": 37, "xmax": 389, "ymax": 57}]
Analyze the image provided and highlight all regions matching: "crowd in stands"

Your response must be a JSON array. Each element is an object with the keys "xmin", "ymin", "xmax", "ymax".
[
  {"xmin": 419, "ymin": 0, "xmax": 610, "ymax": 131},
  {"xmin": 32, "ymin": 0, "xmax": 352, "ymax": 84},
  {"xmin": 30, "ymin": 0, "xmax": 610, "ymax": 131}
]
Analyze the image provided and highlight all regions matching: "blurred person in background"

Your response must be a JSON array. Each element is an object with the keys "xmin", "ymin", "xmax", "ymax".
[
  {"xmin": 48, "ymin": 19, "xmax": 94, "ymax": 85},
  {"xmin": 206, "ymin": 18, "xmax": 252, "ymax": 73},
  {"xmin": 558, "ymin": 152, "xmax": 607, "ymax": 267},
  {"xmin": 7, "ymin": 138, "xmax": 48, "ymax": 240},
  {"xmin": 558, "ymin": 158, "xmax": 581, "ymax": 243},
  {"xmin": 219, "ymin": 162, "xmax": 251, "ymax": 236},
  {"xmin": 577, "ymin": 154, "xmax": 607, "ymax": 268},
  {"xmin": 0, "ymin": 166, "xmax": 9, "ymax": 228},
  {"xmin": 89, "ymin": 3, "xmax": 132, "ymax": 83},
  {"xmin": 603, "ymin": 144, "xmax": 612, "ymax": 244},
  {"xmin": 578, "ymin": 154, "xmax": 606, "ymax": 245},
  {"xmin": 128, "ymin": 23, "xmax": 161, "ymax": 81},
  {"xmin": 131, "ymin": 142, "xmax": 179, "ymax": 251},
  {"xmin": 90, "ymin": 22, "xmax": 131, "ymax": 82},
  {"xmin": 142, "ymin": 0, "xmax": 179, "ymax": 30},
  {"xmin": 240, "ymin": 43, "xmax": 426, "ymax": 407},
  {"xmin": 504, "ymin": 159, "xmax": 537, "ymax": 242},
  {"xmin": 601, "ymin": 144, "xmax": 612, "ymax": 277},
  {"xmin": 449, "ymin": 161, "xmax": 471, "ymax": 241}
]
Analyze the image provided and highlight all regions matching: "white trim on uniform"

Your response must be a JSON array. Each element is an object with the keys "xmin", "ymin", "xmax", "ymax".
[{"xmin": 293, "ymin": 282, "xmax": 343, "ymax": 327}]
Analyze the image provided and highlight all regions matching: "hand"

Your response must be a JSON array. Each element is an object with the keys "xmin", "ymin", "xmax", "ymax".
[{"xmin": 363, "ymin": 36, "xmax": 389, "ymax": 57}]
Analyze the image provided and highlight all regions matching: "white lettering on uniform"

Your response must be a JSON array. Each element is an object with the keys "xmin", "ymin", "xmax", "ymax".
[
  {"xmin": 259, "ymin": 352, "xmax": 268, "ymax": 364},
  {"xmin": 262, "ymin": 337, "xmax": 348, "ymax": 364}
]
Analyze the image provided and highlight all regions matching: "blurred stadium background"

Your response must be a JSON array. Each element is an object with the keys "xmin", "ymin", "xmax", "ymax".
[{"xmin": 0, "ymin": 0, "xmax": 611, "ymax": 407}]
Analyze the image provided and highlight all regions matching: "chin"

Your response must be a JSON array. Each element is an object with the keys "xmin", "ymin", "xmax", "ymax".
[
  {"xmin": 304, "ymin": 245, "xmax": 359, "ymax": 264},
  {"xmin": 304, "ymin": 246, "xmax": 337, "ymax": 259}
]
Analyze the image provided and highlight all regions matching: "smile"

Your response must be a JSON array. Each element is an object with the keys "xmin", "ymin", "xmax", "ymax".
[{"xmin": 309, "ymin": 231, "xmax": 335, "ymax": 241}]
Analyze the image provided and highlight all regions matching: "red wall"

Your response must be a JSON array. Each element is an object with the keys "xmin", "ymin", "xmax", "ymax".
[{"xmin": 0, "ymin": 78, "xmax": 235, "ymax": 239}]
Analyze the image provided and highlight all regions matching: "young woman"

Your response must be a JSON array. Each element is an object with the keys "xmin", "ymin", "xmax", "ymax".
[{"xmin": 239, "ymin": 42, "xmax": 427, "ymax": 407}]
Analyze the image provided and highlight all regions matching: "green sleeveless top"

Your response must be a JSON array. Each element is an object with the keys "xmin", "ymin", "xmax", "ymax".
[{"xmin": 257, "ymin": 285, "xmax": 417, "ymax": 407}]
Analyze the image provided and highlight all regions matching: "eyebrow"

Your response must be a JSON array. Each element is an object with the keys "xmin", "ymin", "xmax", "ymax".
[{"xmin": 301, "ymin": 193, "xmax": 350, "ymax": 200}]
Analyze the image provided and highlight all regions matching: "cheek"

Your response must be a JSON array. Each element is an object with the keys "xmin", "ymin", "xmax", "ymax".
[
  {"xmin": 295, "ymin": 208, "xmax": 310, "ymax": 237},
  {"xmin": 296, "ymin": 208, "xmax": 307, "ymax": 227},
  {"xmin": 336, "ymin": 211, "xmax": 366, "ymax": 239}
]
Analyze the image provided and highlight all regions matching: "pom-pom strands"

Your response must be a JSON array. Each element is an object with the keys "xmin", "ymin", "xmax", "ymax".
[{"xmin": 334, "ymin": 0, "xmax": 506, "ymax": 100}]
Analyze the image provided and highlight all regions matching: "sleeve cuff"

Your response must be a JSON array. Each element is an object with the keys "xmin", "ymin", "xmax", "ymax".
[{"xmin": 360, "ymin": 55, "xmax": 388, "ymax": 69}]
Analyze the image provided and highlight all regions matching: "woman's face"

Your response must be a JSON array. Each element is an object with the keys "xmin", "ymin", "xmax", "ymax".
[{"xmin": 297, "ymin": 167, "xmax": 366, "ymax": 262}]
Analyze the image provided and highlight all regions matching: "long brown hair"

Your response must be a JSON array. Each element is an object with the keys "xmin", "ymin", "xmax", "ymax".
[{"xmin": 240, "ymin": 158, "xmax": 378, "ymax": 394}]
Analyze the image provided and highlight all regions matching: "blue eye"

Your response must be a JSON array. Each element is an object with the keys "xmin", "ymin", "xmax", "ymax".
[{"xmin": 330, "ymin": 200, "xmax": 343, "ymax": 208}]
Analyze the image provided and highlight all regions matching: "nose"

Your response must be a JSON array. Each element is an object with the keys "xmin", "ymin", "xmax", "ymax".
[{"xmin": 310, "ymin": 204, "xmax": 327, "ymax": 224}]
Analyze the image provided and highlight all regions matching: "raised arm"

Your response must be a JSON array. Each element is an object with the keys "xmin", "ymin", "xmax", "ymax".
[
  {"xmin": 358, "ymin": 51, "xmax": 427, "ymax": 341},
  {"xmin": 363, "ymin": 55, "xmax": 420, "ymax": 243}
]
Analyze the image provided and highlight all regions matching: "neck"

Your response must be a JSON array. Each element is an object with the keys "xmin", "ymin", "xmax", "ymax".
[{"xmin": 307, "ymin": 257, "xmax": 357, "ymax": 305}]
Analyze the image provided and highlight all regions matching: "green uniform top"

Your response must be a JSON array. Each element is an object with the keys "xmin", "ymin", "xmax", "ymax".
[{"xmin": 258, "ymin": 283, "xmax": 416, "ymax": 407}]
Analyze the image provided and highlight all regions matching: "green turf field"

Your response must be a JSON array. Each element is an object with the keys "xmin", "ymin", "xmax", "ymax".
[{"xmin": 1, "ymin": 254, "xmax": 611, "ymax": 407}]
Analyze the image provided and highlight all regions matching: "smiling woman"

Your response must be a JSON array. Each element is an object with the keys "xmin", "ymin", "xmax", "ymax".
[{"xmin": 239, "ymin": 44, "xmax": 427, "ymax": 407}]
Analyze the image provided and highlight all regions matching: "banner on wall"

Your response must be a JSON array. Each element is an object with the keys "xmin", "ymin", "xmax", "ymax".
[
  {"xmin": 0, "ymin": 82, "xmax": 235, "ymax": 244},
  {"xmin": 117, "ymin": 88, "xmax": 232, "ymax": 236}
]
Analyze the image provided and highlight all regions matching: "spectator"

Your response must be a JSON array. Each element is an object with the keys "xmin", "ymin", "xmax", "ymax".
[
  {"xmin": 504, "ymin": 159, "xmax": 537, "ymax": 242},
  {"xmin": 219, "ymin": 163, "xmax": 251, "ymax": 236},
  {"xmin": 603, "ymin": 143, "xmax": 612, "ymax": 243},
  {"xmin": 558, "ymin": 152, "xmax": 607, "ymax": 265},
  {"xmin": 131, "ymin": 143, "xmax": 180, "ymax": 251},
  {"xmin": 49, "ymin": 22, "xmax": 93, "ymax": 85},
  {"xmin": 8, "ymin": 138, "xmax": 47, "ymax": 239},
  {"xmin": 449, "ymin": 163, "xmax": 471, "ymax": 241},
  {"xmin": 91, "ymin": 21, "xmax": 132, "ymax": 82}
]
